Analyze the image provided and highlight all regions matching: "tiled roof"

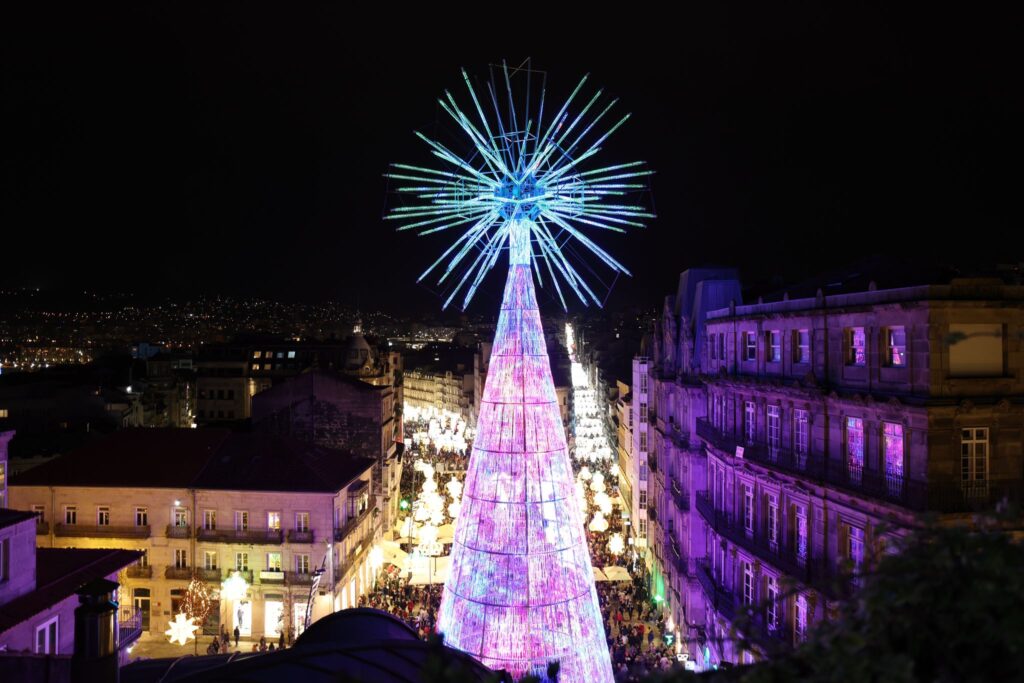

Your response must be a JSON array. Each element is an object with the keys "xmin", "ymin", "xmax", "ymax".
[
  {"xmin": 0, "ymin": 548, "xmax": 142, "ymax": 635},
  {"xmin": 11, "ymin": 429, "xmax": 374, "ymax": 493}
]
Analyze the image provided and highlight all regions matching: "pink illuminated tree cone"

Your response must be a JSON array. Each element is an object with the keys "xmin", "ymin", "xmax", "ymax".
[{"xmin": 436, "ymin": 233, "xmax": 614, "ymax": 682}]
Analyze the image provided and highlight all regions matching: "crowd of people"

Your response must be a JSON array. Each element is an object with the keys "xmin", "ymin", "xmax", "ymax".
[{"xmin": 358, "ymin": 565, "xmax": 441, "ymax": 640}]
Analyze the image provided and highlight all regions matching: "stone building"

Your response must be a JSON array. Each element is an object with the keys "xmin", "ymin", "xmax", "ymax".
[
  {"xmin": 251, "ymin": 370, "xmax": 402, "ymax": 537},
  {"xmin": 9, "ymin": 429, "xmax": 381, "ymax": 643},
  {"xmin": 642, "ymin": 271, "xmax": 1024, "ymax": 669}
]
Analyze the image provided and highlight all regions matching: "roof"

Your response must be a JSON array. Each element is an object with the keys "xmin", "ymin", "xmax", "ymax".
[
  {"xmin": 0, "ymin": 548, "xmax": 142, "ymax": 635},
  {"xmin": 120, "ymin": 609, "xmax": 495, "ymax": 683},
  {"xmin": 11, "ymin": 429, "xmax": 374, "ymax": 493},
  {"xmin": 0, "ymin": 508, "xmax": 37, "ymax": 531}
]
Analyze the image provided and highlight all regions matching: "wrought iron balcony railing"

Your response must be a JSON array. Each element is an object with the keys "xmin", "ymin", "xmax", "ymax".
[{"xmin": 55, "ymin": 523, "xmax": 151, "ymax": 539}]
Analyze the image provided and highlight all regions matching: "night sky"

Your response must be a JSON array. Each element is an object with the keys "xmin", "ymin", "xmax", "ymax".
[{"xmin": 3, "ymin": 7, "xmax": 1021, "ymax": 312}]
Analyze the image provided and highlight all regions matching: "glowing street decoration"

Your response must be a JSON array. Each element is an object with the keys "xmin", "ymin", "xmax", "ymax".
[
  {"xmin": 165, "ymin": 612, "xmax": 199, "ymax": 646},
  {"xmin": 221, "ymin": 571, "xmax": 249, "ymax": 602},
  {"xmin": 391, "ymin": 63, "xmax": 653, "ymax": 683},
  {"xmin": 608, "ymin": 533, "xmax": 625, "ymax": 556}
]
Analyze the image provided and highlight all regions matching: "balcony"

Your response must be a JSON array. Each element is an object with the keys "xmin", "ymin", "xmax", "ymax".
[
  {"xmin": 197, "ymin": 568, "xmax": 222, "ymax": 582},
  {"xmin": 126, "ymin": 564, "xmax": 153, "ymax": 579},
  {"xmin": 696, "ymin": 418, "xmax": 930, "ymax": 511},
  {"xmin": 196, "ymin": 527, "xmax": 283, "ymax": 544},
  {"xmin": 695, "ymin": 558, "xmax": 738, "ymax": 622},
  {"xmin": 259, "ymin": 570, "xmax": 285, "ymax": 584},
  {"xmin": 290, "ymin": 572, "xmax": 315, "ymax": 585},
  {"xmin": 695, "ymin": 491, "xmax": 851, "ymax": 599},
  {"xmin": 35, "ymin": 520, "xmax": 49, "ymax": 535},
  {"xmin": 165, "ymin": 566, "xmax": 192, "ymax": 581},
  {"xmin": 288, "ymin": 529, "xmax": 315, "ymax": 544},
  {"xmin": 166, "ymin": 524, "xmax": 192, "ymax": 539},
  {"xmin": 118, "ymin": 608, "xmax": 143, "ymax": 649},
  {"xmin": 55, "ymin": 523, "xmax": 151, "ymax": 539},
  {"xmin": 671, "ymin": 479, "xmax": 690, "ymax": 511},
  {"xmin": 334, "ymin": 506, "xmax": 375, "ymax": 542}
]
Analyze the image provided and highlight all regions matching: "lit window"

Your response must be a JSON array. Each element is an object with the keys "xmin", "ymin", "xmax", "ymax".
[
  {"xmin": 846, "ymin": 417, "xmax": 864, "ymax": 483},
  {"xmin": 883, "ymin": 422, "xmax": 904, "ymax": 496},
  {"xmin": 846, "ymin": 327, "xmax": 866, "ymax": 366},
  {"xmin": 235, "ymin": 552, "xmax": 249, "ymax": 571},
  {"xmin": 251, "ymin": 363, "xmax": 259, "ymax": 371},
  {"xmin": 742, "ymin": 561, "xmax": 754, "ymax": 605},
  {"xmin": 961, "ymin": 427, "xmax": 989, "ymax": 498},
  {"xmin": 253, "ymin": 351, "xmax": 262, "ymax": 359},
  {"xmin": 794, "ymin": 329, "xmax": 810, "ymax": 364},
  {"xmin": 767, "ymin": 330, "xmax": 781, "ymax": 362},
  {"xmin": 794, "ymin": 409, "xmax": 809, "ymax": 462},
  {"xmin": 263, "ymin": 363, "xmax": 272, "ymax": 371},
  {"xmin": 174, "ymin": 508, "xmax": 188, "ymax": 528},
  {"xmin": 744, "ymin": 331, "xmax": 757, "ymax": 362},
  {"xmin": 267, "ymin": 552, "xmax": 282, "ymax": 571},
  {"xmin": 174, "ymin": 548, "xmax": 188, "ymax": 569},
  {"xmin": 767, "ymin": 405, "xmax": 781, "ymax": 457},
  {"xmin": 295, "ymin": 512, "xmax": 310, "ymax": 532},
  {"xmin": 885, "ymin": 326, "xmax": 906, "ymax": 367},
  {"xmin": 35, "ymin": 616, "xmax": 59, "ymax": 655},
  {"xmin": 0, "ymin": 409, "xmax": 8, "ymax": 418},
  {"xmin": 204, "ymin": 510, "xmax": 217, "ymax": 530},
  {"xmin": 847, "ymin": 525, "xmax": 864, "ymax": 570},
  {"xmin": 204, "ymin": 551, "xmax": 218, "ymax": 570},
  {"xmin": 744, "ymin": 401, "xmax": 756, "ymax": 445},
  {"xmin": 296, "ymin": 554, "xmax": 310, "ymax": 574},
  {"xmin": 288, "ymin": 351, "xmax": 296, "ymax": 359},
  {"xmin": 267, "ymin": 511, "xmax": 281, "ymax": 531},
  {"xmin": 742, "ymin": 484, "xmax": 753, "ymax": 532},
  {"xmin": 235, "ymin": 511, "xmax": 249, "ymax": 531}
]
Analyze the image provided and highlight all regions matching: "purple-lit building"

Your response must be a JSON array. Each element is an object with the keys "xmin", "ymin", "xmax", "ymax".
[{"xmin": 644, "ymin": 272, "xmax": 1024, "ymax": 668}]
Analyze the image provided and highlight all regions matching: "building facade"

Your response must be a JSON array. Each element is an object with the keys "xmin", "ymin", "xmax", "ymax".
[
  {"xmin": 643, "ymin": 272, "xmax": 1024, "ymax": 669},
  {"xmin": 9, "ymin": 429, "xmax": 383, "ymax": 643}
]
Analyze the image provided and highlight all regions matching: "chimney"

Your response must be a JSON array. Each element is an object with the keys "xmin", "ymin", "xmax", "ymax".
[{"xmin": 72, "ymin": 578, "xmax": 120, "ymax": 683}]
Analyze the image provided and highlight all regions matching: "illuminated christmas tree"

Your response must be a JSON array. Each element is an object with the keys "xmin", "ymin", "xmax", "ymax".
[{"xmin": 387, "ymin": 61, "xmax": 652, "ymax": 682}]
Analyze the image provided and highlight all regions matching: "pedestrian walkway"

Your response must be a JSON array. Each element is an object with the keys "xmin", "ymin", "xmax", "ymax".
[{"xmin": 127, "ymin": 632, "xmax": 289, "ymax": 662}]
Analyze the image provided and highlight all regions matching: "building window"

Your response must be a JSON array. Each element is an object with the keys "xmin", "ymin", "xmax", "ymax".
[
  {"xmin": 31, "ymin": 505, "xmax": 45, "ymax": 522},
  {"xmin": 638, "ymin": 518, "xmax": 647, "ymax": 537},
  {"xmin": 288, "ymin": 351, "xmax": 296, "ymax": 359},
  {"xmin": 744, "ymin": 331, "xmax": 757, "ymax": 362},
  {"xmin": 204, "ymin": 551, "xmax": 218, "ymax": 570},
  {"xmin": 35, "ymin": 616, "xmax": 59, "ymax": 655},
  {"xmin": 766, "ymin": 575, "xmax": 779, "ymax": 631},
  {"xmin": 267, "ymin": 512, "xmax": 281, "ymax": 531},
  {"xmin": 251, "ymin": 363, "xmax": 260, "ymax": 371},
  {"xmin": 847, "ymin": 525, "xmax": 864, "ymax": 571},
  {"xmin": 742, "ymin": 484, "xmax": 753, "ymax": 533},
  {"xmin": 846, "ymin": 327, "xmax": 866, "ymax": 366},
  {"xmin": 0, "ymin": 409, "xmax": 8, "ymax": 418},
  {"xmin": 170, "ymin": 589, "xmax": 185, "ymax": 614},
  {"xmin": 742, "ymin": 561, "xmax": 755, "ymax": 606},
  {"xmin": 744, "ymin": 401, "xmax": 756, "ymax": 445},
  {"xmin": 639, "ymin": 430, "xmax": 647, "ymax": 453},
  {"xmin": 267, "ymin": 552, "xmax": 282, "ymax": 571},
  {"xmin": 846, "ymin": 417, "xmax": 865, "ymax": 484},
  {"xmin": 639, "ymin": 402, "xmax": 647, "ymax": 424},
  {"xmin": 64, "ymin": 506, "xmax": 77, "ymax": 525},
  {"xmin": 204, "ymin": 510, "xmax": 217, "ymax": 530},
  {"xmin": 173, "ymin": 508, "xmax": 188, "ymax": 528},
  {"xmin": 295, "ymin": 512, "xmax": 310, "ymax": 532},
  {"xmin": 961, "ymin": 427, "xmax": 989, "ymax": 497},
  {"xmin": 174, "ymin": 548, "xmax": 188, "ymax": 569},
  {"xmin": 794, "ymin": 329, "xmax": 810, "ymax": 364},
  {"xmin": 794, "ymin": 595, "xmax": 808, "ymax": 642},
  {"xmin": 883, "ymin": 422, "xmax": 905, "ymax": 495},
  {"xmin": 96, "ymin": 506, "xmax": 110, "ymax": 526},
  {"xmin": 767, "ymin": 494, "xmax": 779, "ymax": 548},
  {"xmin": 794, "ymin": 409, "xmax": 809, "ymax": 460},
  {"xmin": 253, "ymin": 351, "xmax": 262, "ymax": 359},
  {"xmin": 639, "ymin": 458, "xmax": 648, "ymax": 482},
  {"xmin": 711, "ymin": 395, "xmax": 725, "ymax": 430},
  {"xmin": 639, "ymin": 489, "xmax": 648, "ymax": 510},
  {"xmin": 139, "ymin": 550, "xmax": 149, "ymax": 567},
  {"xmin": 767, "ymin": 405, "xmax": 781, "ymax": 457},
  {"xmin": 709, "ymin": 335, "xmax": 717, "ymax": 361},
  {"xmin": 767, "ymin": 330, "xmax": 781, "ymax": 362},
  {"xmin": 235, "ymin": 552, "xmax": 249, "ymax": 571},
  {"xmin": 794, "ymin": 504, "xmax": 808, "ymax": 561},
  {"xmin": 718, "ymin": 334, "xmax": 725, "ymax": 361},
  {"xmin": 639, "ymin": 373, "xmax": 648, "ymax": 393},
  {"xmin": 296, "ymin": 554, "xmax": 310, "ymax": 574},
  {"xmin": 235, "ymin": 511, "xmax": 249, "ymax": 531},
  {"xmin": 884, "ymin": 326, "xmax": 906, "ymax": 367}
]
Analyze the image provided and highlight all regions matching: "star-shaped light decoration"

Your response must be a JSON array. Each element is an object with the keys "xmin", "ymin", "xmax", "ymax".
[{"xmin": 165, "ymin": 612, "xmax": 198, "ymax": 646}]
